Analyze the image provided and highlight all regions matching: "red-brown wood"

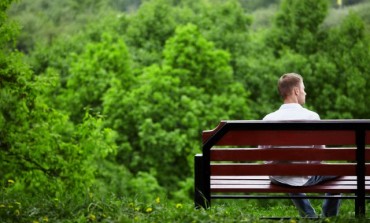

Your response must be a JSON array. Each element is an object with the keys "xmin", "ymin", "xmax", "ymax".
[
  {"xmin": 211, "ymin": 179, "xmax": 369, "ymax": 186},
  {"xmin": 212, "ymin": 180, "xmax": 361, "ymax": 186},
  {"xmin": 208, "ymin": 130, "xmax": 355, "ymax": 146},
  {"xmin": 210, "ymin": 184, "xmax": 361, "ymax": 193},
  {"xmin": 211, "ymin": 176, "xmax": 370, "ymax": 180},
  {"xmin": 211, "ymin": 176, "xmax": 370, "ymax": 193},
  {"xmin": 210, "ymin": 148, "xmax": 358, "ymax": 161},
  {"xmin": 211, "ymin": 177, "xmax": 370, "ymax": 193},
  {"xmin": 210, "ymin": 163, "xmax": 357, "ymax": 176},
  {"xmin": 202, "ymin": 121, "xmax": 226, "ymax": 143}
]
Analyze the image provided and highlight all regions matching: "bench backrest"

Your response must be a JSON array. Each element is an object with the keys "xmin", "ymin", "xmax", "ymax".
[{"xmin": 202, "ymin": 120, "xmax": 370, "ymax": 177}]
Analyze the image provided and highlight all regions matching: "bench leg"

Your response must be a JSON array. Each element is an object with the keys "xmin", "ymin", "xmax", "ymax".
[
  {"xmin": 194, "ymin": 154, "xmax": 209, "ymax": 209},
  {"xmin": 355, "ymin": 194, "xmax": 365, "ymax": 217},
  {"xmin": 355, "ymin": 129, "xmax": 366, "ymax": 218}
]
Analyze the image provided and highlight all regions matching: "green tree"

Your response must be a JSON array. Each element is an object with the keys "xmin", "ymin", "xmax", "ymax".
[
  {"xmin": 103, "ymin": 24, "xmax": 253, "ymax": 196},
  {"xmin": 24, "ymin": 8, "xmax": 136, "ymax": 197},
  {"xmin": 240, "ymin": 0, "xmax": 279, "ymax": 11},
  {"xmin": 163, "ymin": 23, "xmax": 234, "ymax": 94},
  {"xmin": 175, "ymin": 0, "xmax": 252, "ymax": 83},
  {"xmin": 8, "ymin": 0, "xmax": 111, "ymax": 53},
  {"xmin": 125, "ymin": 0, "xmax": 176, "ymax": 67},
  {"xmin": 63, "ymin": 32, "xmax": 133, "ymax": 122},
  {"xmin": 269, "ymin": 0, "xmax": 329, "ymax": 55},
  {"xmin": 306, "ymin": 12, "xmax": 370, "ymax": 118},
  {"xmin": 1, "ymin": 0, "xmax": 117, "ymax": 198},
  {"xmin": 28, "ymin": 13, "xmax": 133, "ymax": 122}
]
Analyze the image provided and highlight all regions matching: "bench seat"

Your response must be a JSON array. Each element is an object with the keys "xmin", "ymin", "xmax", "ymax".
[{"xmin": 211, "ymin": 176, "xmax": 370, "ymax": 193}]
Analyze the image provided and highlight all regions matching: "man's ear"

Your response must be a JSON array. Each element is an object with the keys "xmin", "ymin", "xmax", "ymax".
[{"xmin": 293, "ymin": 87, "xmax": 299, "ymax": 95}]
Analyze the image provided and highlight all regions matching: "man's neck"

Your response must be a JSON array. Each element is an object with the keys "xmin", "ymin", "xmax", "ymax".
[{"xmin": 284, "ymin": 97, "xmax": 299, "ymax": 104}]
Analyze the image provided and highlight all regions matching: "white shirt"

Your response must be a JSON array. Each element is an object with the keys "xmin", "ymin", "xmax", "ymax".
[
  {"xmin": 262, "ymin": 103, "xmax": 320, "ymax": 186},
  {"xmin": 263, "ymin": 103, "xmax": 320, "ymax": 121}
]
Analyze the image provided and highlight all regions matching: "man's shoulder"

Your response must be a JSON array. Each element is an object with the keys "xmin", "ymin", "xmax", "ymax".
[
  {"xmin": 301, "ymin": 107, "xmax": 320, "ymax": 119},
  {"xmin": 262, "ymin": 112, "xmax": 276, "ymax": 120},
  {"xmin": 263, "ymin": 105, "xmax": 320, "ymax": 120}
]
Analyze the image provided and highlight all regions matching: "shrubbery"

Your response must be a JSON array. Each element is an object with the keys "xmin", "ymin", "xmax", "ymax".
[{"xmin": 1, "ymin": 1, "xmax": 370, "ymax": 221}]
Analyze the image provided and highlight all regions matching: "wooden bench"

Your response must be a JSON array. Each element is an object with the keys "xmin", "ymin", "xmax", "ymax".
[{"xmin": 194, "ymin": 120, "xmax": 370, "ymax": 217}]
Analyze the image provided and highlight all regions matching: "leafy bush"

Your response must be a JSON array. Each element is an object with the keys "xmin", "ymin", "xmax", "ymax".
[{"xmin": 1, "ymin": 0, "xmax": 117, "ymax": 200}]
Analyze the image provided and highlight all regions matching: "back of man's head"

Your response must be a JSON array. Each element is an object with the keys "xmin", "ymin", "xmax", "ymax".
[{"xmin": 278, "ymin": 73, "xmax": 303, "ymax": 99}]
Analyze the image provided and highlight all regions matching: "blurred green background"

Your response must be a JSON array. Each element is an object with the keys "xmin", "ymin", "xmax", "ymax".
[{"xmin": 1, "ymin": 0, "xmax": 370, "ymax": 212}]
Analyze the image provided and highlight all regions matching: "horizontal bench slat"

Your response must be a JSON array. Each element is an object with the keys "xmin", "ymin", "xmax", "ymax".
[
  {"xmin": 211, "ymin": 163, "xmax": 357, "ymax": 176},
  {"xmin": 210, "ymin": 180, "xmax": 363, "ymax": 187},
  {"xmin": 210, "ymin": 148, "xmax": 365, "ymax": 161},
  {"xmin": 212, "ymin": 176, "xmax": 271, "ymax": 180},
  {"xmin": 210, "ymin": 184, "xmax": 363, "ymax": 193},
  {"xmin": 211, "ymin": 180, "xmax": 369, "ymax": 186},
  {"xmin": 212, "ymin": 180, "xmax": 272, "ymax": 185},
  {"xmin": 209, "ymin": 130, "xmax": 355, "ymax": 146},
  {"xmin": 211, "ymin": 176, "xmax": 370, "ymax": 180}
]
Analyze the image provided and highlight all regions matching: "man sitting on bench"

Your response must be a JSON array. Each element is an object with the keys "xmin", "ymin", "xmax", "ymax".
[{"xmin": 262, "ymin": 73, "xmax": 341, "ymax": 218}]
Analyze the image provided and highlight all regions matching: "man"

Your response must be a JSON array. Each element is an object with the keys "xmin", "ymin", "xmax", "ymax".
[{"xmin": 262, "ymin": 73, "xmax": 341, "ymax": 218}]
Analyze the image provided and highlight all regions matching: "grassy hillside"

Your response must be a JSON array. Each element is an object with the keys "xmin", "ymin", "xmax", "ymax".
[
  {"xmin": 251, "ymin": 1, "xmax": 370, "ymax": 33},
  {"xmin": 324, "ymin": 1, "xmax": 370, "ymax": 31}
]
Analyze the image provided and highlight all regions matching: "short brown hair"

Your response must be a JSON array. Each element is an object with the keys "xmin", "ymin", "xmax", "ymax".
[{"xmin": 278, "ymin": 73, "xmax": 303, "ymax": 99}]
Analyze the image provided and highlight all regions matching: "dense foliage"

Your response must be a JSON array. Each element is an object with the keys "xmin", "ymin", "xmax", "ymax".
[
  {"xmin": 0, "ymin": 0, "xmax": 117, "ymax": 200},
  {"xmin": 1, "ymin": 0, "xmax": 370, "ymax": 221}
]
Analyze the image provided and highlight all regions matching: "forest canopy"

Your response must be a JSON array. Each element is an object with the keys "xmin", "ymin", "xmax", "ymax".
[{"xmin": 2, "ymin": 0, "xmax": 370, "ymax": 205}]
